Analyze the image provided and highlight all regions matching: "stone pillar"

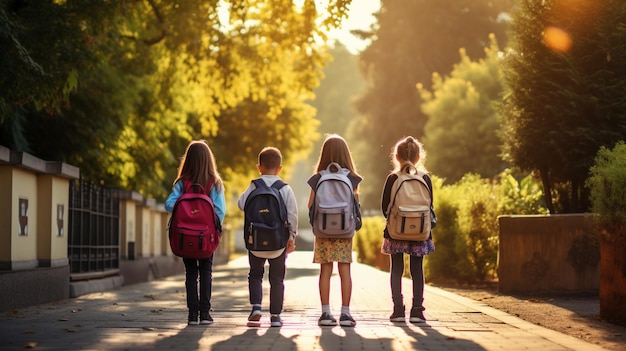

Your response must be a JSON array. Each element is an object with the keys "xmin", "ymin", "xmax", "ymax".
[
  {"xmin": 0, "ymin": 151, "xmax": 40, "ymax": 270},
  {"xmin": 119, "ymin": 191, "xmax": 141, "ymax": 260},
  {"xmin": 135, "ymin": 198, "xmax": 151, "ymax": 258},
  {"xmin": 36, "ymin": 161, "xmax": 79, "ymax": 267}
]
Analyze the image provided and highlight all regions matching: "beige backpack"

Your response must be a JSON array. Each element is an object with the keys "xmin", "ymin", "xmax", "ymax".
[{"xmin": 385, "ymin": 165, "xmax": 433, "ymax": 241}]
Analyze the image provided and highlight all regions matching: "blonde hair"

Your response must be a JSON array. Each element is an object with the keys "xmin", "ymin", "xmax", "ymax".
[
  {"xmin": 175, "ymin": 140, "xmax": 223, "ymax": 191},
  {"xmin": 315, "ymin": 134, "xmax": 360, "ymax": 177},
  {"xmin": 391, "ymin": 136, "xmax": 427, "ymax": 172}
]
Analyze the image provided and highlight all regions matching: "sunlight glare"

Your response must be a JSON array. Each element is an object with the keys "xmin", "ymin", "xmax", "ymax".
[{"xmin": 543, "ymin": 26, "xmax": 572, "ymax": 53}]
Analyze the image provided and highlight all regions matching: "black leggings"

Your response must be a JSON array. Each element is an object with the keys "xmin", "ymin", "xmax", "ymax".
[{"xmin": 390, "ymin": 253, "xmax": 424, "ymax": 309}]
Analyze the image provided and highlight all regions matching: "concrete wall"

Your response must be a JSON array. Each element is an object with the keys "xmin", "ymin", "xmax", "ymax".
[{"xmin": 498, "ymin": 214, "xmax": 600, "ymax": 294}]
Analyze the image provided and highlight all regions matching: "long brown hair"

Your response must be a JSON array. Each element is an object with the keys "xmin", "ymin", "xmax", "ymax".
[
  {"xmin": 174, "ymin": 140, "xmax": 223, "ymax": 191},
  {"xmin": 315, "ymin": 134, "xmax": 360, "ymax": 177}
]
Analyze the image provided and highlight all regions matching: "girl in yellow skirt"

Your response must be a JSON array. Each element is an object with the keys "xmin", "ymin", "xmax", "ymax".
[{"xmin": 307, "ymin": 134, "xmax": 362, "ymax": 327}]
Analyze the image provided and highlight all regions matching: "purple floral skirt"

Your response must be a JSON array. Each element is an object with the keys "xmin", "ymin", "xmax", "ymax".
[{"xmin": 381, "ymin": 237, "xmax": 435, "ymax": 257}]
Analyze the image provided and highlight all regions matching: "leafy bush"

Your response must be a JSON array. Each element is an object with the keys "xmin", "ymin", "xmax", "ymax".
[
  {"xmin": 354, "ymin": 216, "xmax": 387, "ymax": 270},
  {"xmin": 438, "ymin": 174, "xmax": 499, "ymax": 282},
  {"xmin": 587, "ymin": 141, "xmax": 626, "ymax": 232},
  {"xmin": 424, "ymin": 192, "xmax": 462, "ymax": 280},
  {"xmin": 498, "ymin": 169, "xmax": 547, "ymax": 215}
]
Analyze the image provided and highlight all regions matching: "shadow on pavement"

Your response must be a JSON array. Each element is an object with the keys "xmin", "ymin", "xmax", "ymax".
[
  {"xmin": 319, "ymin": 326, "xmax": 396, "ymax": 350},
  {"xmin": 405, "ymin": 322, "xmax": 488, "ymax": 350},
  {"xmin": 210, "ymin": 328, "xmax": 297, "ymax": 351},
  {"xmin": 150, "ymin": 325, "xmax": 206, "ymax": 350}
]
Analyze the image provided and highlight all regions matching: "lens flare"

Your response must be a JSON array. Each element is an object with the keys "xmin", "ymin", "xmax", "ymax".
[{"xmin": 543, "ymin": 26, "xmax": 573, "ymax": 53}]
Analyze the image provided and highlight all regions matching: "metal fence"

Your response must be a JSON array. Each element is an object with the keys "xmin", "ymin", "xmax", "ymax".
[{"xmin": 68, "ymin": 178, "xmax": 120, "ymax": 279}]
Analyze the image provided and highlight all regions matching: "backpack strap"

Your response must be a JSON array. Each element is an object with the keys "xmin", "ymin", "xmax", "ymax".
[
  {"xmin": 386, "ymin": 171, "xmax": 433, "ymax": 216},
  {"xmin": 183, "ymin": 179, "xmax": 213, "ymax": 195},
  {"xmin": 271, "ymin": 180, "xmax": 289, "ymax": 225}
]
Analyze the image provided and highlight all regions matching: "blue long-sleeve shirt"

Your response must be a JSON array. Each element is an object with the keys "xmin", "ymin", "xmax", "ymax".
[{"xmin": 164, "ymin": 179, "xmax": 226, "ymax": 224}]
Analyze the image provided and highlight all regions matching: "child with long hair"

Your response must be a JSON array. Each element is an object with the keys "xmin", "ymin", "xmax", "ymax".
[
  {"xmin": 165, "ymin": 140, "xmax": 226, "ymax": 325},
  {"xmin": 307, "ymin": 134, "xmax": 362, "ymax": 327},
  {"xmin": 381, "ymin": 136, "xmax": 435, "ymax": 323}
]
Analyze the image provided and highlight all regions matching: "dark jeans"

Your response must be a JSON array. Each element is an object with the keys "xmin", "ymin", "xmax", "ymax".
[
  {"xmin": 390, "ymin": 253, "xmax": 424, "ymax": 309},
  {"xmin": 183, "ymin": 255, "xmax": 213, "ymax": 314},
  {"xmin": 248, "ymin": 250, "xmax": 286, "ymax": 315}
]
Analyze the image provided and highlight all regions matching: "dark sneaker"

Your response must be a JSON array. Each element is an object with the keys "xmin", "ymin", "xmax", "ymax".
[
  {"xmin": 339, "ymin": 313, "xmax": 356, "ymax": 327},
  {"xmin": 409, "ymin": 307, "xmax": 426, "ymax": 323},
  {"xmin": 200, "ymin": 312, "xmax": 213, "ymax": 325},
  {"xmin": 247, "ymin": 309, "xmax": 262, "ymax": 327},
  {"xmin": 389, "ymin": 305, "xmax": 405, "ymax": 322},
  {"xmin": 318, "ymin": 312, "xmax": 337, "ymax": 326},
  {"xmin": 188, "ymin": 310, "xmax": 199, "ymax": 326},
  {"xmin": 270, "ymin": 315, "xmax": 283, "ymax": 327}
]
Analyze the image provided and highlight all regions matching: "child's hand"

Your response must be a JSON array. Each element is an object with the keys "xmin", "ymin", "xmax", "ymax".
[{"xmin": 286, "ymin": 238, "xmax": 296, "ymax": 254}]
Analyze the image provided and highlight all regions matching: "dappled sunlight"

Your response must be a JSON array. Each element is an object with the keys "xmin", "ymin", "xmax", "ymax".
[
  {"xmin": 150, "ymin": 278, "xmax": 186, "ymax": 290},
  {"xmin": 77, "ymin": 291, "xmax": 120, "ymax": 302}
]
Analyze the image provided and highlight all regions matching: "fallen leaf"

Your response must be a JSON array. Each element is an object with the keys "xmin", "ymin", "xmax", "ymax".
[
  {"xmin": 58, "ymin": 318, "xmax": 68, "ymax": 322},
  {"xmin": 142, "ymin": 327, "xmax": 156, "ymax": 331},
  {"xmin": 66, "ymin": 328, "xmax": 77, "ymax": 333},
  {"xmin": 24, "ymin": 342, "xmax": 37, "ymax": 348},
  {"xmin": 7, "ymin": 310, "xmax": 19, "ymax": 317}
]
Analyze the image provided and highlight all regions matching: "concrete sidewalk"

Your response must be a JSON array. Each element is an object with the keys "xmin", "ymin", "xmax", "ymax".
[{"xmin": 0, "ymin": 251, "xmax": 608, "ymax": 351}]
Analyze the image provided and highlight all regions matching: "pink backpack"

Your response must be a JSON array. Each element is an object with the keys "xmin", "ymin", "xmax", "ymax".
[{"xmin": 168, "ymin": 180, "xmax": 221, "ymax": 259}]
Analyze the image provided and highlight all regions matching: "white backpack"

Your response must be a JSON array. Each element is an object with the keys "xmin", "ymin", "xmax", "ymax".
[
  {"xmin": 386, "ymin": 165, "xmax": 433, "ymax": 241},
  {"xmin": 310, "ymin": 162, "xmax": 361, "ymax": 238}
]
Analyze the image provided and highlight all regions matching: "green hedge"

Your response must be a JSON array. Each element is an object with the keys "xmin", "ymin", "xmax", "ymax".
[
  {"xmin": 587, "ymin": 141, "xmax": 626, "ymax": 231},
  {"xmin": 354, "ymin": 216, "xmax": 388, "ymax": 270}
]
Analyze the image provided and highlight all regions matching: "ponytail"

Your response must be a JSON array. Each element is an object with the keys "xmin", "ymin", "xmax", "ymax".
[{"xmin": 391, "ymin": 136, "xmax": 427, "ymax": 172}]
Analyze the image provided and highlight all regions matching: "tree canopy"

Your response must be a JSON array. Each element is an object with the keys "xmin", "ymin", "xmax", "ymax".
[
  {"xmin": 0, "ymin": 0, "xmax": 352, "ymax": 201},
  {"xmin": 418, "ymin": 34, "xmax": 507, "ymax": 184}
]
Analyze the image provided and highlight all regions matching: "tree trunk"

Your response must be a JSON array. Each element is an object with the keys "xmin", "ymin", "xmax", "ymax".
[
  {"xmin": 599, "ymin": 228, "xmax": 626, "ymax": 325},
  {"xmin": 539, "ymin": 168, "xmax": 555, "ymax": 214}
]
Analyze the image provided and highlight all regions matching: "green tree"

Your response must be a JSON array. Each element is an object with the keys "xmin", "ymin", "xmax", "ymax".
[
  {"xmin": 0, "ymin": 0, "xmax": 352, "ymax": 200},
  {"xmin": 350, "ymin": 0, "xmax": 513, "ymax": 209},
  {"xmin": 418, "ymin": 34, "xmax": 507, "ymax": 183},
  {"xmin": 500, "ymin": 0, "xmax": 626, "ymax": 213}
]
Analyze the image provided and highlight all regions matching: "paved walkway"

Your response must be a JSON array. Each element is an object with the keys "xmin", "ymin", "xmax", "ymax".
[{"xmin": 0, "ymin": 252, "xmax": 608, "ymax": 351}]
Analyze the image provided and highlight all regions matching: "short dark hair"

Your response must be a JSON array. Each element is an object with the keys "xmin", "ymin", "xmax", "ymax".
[{"xmin": 259, "ymin": 147, "xmax": 282, "ymax": 170}]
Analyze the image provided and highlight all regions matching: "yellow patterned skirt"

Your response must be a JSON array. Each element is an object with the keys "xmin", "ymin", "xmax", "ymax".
[{"xmin": 312, "ymin": 237, "xmax": 353, "ymax": 264}]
